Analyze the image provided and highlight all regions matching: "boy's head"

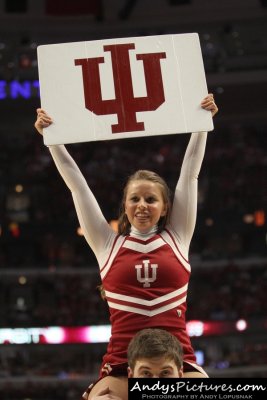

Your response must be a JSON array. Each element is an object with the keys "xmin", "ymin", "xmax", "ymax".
[{"xmin": 127, "ymin": 328, "xmax": 183, "ymax": 378}]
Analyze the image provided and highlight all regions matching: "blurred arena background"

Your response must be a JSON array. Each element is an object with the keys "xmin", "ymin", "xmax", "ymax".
[{"xmin": 0, "ymin": 0, "xmax": 267, "ymax": 398}]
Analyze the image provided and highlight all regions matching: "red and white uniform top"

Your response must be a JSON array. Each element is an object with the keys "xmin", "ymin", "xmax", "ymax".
[{"xmin": 100, "ymin": 227, "xmax": 193, "ymax": 366}]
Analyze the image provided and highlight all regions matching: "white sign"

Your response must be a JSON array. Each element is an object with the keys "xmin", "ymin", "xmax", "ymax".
[{"xmin": 37, "ymin": 33, "xmax": 213, "ymax": 145}]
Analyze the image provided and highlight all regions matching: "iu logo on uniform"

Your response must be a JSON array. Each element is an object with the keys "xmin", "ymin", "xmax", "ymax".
[
  {"xmin": 135, "ymin": 259, "xmax": 158, "ymax": 287},
  {"xmin": 74, "ymin": 43, "xmax": 166, "ymax": 133}
]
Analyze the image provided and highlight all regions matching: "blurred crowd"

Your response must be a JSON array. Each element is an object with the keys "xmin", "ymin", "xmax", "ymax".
[
  {"xmin": 0, "ymin": 272, "xmax": 108, "ymax": 327},
  {"xmin": 0, "ymin": 344, "xmax": 103, "ymax": 379},
  {"xmin": 187, "ymin": 261, "xmax": 267, "ymax": 320}
]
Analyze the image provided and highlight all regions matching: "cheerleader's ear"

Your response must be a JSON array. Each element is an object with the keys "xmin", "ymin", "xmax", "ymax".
[{"xmin": 160, "ymin": 203, "xmax": 167, "ymax": 216}]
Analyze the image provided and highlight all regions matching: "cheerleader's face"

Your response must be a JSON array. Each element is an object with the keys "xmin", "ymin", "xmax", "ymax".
[{"xmin": 125, "ymin": 180, "xmax": 167, "ymax": 233}]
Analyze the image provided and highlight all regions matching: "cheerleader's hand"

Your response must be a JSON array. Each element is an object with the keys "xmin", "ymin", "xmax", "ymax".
[
  {"xmin": 34, "ymin": 108, "xmax": 53, "ymax": 135},
  {"xmin": 201, "ymin": 93, "xmax": 218, "ymax": 117}
]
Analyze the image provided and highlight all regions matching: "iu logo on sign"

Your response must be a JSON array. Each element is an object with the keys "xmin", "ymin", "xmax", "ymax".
[{"xmin": 74, "ymin": 43, "xmax": 166, "ymax": 133}]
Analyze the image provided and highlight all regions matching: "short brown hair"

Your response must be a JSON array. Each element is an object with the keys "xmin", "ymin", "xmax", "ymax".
[
  {"xmin": 127, "ymin": 328, "xmax": 183, "ymax": 370},
  {"xmin": 118, "ymin": 170, "xmax": 171, "ymax": 235}
]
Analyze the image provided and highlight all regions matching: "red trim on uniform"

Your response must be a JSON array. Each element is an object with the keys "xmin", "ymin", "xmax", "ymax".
[
  {"xmin": 164, "ymin": 229, "xmax": 189, "ymax": 263},
  {"xmin": 125, "ymin": 234, "xmax": 162, "ymax": 244},
  {"xmin": 105, "ymin": 290, "xmax": 187, "ymax": 312},
  {"xmin": 100, "ymin": 235, "xmax": 123, "ymax": 273}
]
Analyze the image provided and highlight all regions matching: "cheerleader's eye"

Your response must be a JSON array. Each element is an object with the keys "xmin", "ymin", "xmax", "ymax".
[
  {"xmin": 146, "ymin": 196, "xmax": 157, "ymax": 203},
  {"xmin": 130, "ymin": 196, "xmax": 139, "ymax": 202}
]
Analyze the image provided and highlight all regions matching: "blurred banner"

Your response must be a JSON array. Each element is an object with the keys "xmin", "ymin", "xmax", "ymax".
[
  {"xmin": 0, "ymin": 319, "xmax": 252, "ymax": 345},
  {"xmin": 37, "ymin": 33, "xmax": 213, "ymax": 145},
  {"xmin": 0, "ymin": 80, "xmax": 39, "ymax": 99}
]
